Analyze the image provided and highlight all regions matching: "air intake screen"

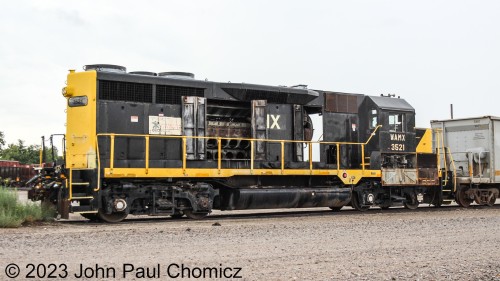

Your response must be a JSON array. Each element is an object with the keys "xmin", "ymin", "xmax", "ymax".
[
  {"xmin": 156, "ymin": 85, "xmax": 204, "ymax": 105},
  {"xmin": 99, "ymin": 80, "xmax": 153, "ymax": 103},
  {"xmin": 325, "ymin": 93, "xmax": 358, "ymax": 113}
]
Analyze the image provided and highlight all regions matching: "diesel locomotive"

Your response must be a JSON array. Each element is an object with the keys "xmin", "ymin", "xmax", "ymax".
[{"xmin": 27, "ymin": 64, "xmax": 498, "ymax": 222}]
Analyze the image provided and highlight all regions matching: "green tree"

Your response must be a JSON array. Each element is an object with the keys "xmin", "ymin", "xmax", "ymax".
[
  {"xmin": 0, "ymin": 133, "xmax": 63, "ymax": 164},
  {"xmin": 0, "ymin": 140, "xmax": 40, "ymax": 164},
  {"xmin": 0, "ymin": 131, "xmax": 5, "ymax": 149}
]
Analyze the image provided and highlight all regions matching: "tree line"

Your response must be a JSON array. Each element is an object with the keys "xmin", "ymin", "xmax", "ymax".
[{"xmin": 0, "ymin": 131, "xmax": 59, "ymax": 164}]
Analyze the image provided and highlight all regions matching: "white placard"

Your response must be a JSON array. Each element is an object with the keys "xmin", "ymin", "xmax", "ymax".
[{"xmin": 149, "ymin": 116, "xmax": 182, "ymax": 135}]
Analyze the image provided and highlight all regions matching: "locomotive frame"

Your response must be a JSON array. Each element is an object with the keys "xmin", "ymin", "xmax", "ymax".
[{"xmin": 27, "ymin": 64, "xmax": 498, "ymax": 222}]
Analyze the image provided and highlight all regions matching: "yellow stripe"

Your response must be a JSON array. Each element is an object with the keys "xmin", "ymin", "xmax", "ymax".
[{"xmin": 104, "ymin": 168, "xmax": 381, "ymax": 185}]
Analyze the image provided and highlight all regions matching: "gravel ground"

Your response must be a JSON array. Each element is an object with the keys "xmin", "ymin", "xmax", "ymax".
[{"xmin": 1, "ymin": 192, "xmax": 499, "ymax": 280}]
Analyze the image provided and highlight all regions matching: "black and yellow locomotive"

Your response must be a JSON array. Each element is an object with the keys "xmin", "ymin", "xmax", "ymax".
[{"xmin": 29, "ymin": 64, "xmax": 448, "ymax": 222}]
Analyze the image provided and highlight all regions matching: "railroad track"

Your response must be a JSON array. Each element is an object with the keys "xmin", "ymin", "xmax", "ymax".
[{"xmin": 61, "ymin": 203, "xmax": 500, "ymax": 225}]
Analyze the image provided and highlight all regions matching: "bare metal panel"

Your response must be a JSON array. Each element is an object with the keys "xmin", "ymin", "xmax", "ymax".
[
  {"xmin": 293, "ymin": 105, "xmax": 304, "ymax": 162},
  {"xmin": 252, "ymin": 100, "xmax": 267, "ymax": 160},
  {"xmin": 182, "ymin": 96, "xmax": 206, "ymax": 160},
  {"xmin": 381, "ymin": 169, "xmax": 417, "ymax": 185}
]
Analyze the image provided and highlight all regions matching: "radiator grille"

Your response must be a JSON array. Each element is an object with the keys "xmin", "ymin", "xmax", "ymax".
[
  {"xmin": 99, "ymin": 80, "xmax": 153, "ymax": 103},
  {"xmin": 325, "ymin": 93, "xmax": 358, "ymax": 113},
  {"xmin": 156, "ymin": 85, "xmax": 204, "ymax": 105}
]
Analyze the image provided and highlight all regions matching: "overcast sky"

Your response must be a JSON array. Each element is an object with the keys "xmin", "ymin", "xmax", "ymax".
[{"xmin": 1, "ymin": 0, "xmax": 499, "ymax": 146}]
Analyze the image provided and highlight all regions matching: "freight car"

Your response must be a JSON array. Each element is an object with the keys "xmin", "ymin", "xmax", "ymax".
[
  {"xmin": 431, "ymin": 116, "xmax": 500, "ymax": 207},
  {"xmin": 27, "ymin": 64, "xmax": 495, "ymax": 222},
  {"xmin": 0, "ymin": 160, "xmax": 37, "ymax": 187}
]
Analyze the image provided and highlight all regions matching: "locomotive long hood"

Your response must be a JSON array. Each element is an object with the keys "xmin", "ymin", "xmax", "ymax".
[{"xmin": 220, "ymin": 83, "xmax": 319, "ymax": 105}]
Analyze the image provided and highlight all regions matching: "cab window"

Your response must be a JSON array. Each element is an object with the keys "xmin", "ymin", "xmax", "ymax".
[
  {"xmin": 389, "ymin": 113, "xmax": 404, "ymax": 132},
  {"xmin": 369, "ymin": 109, "xmax": 378, "ymax": 129}
]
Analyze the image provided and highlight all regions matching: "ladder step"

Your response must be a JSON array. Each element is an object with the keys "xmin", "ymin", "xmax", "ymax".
[
  {"xmin": 71, "ymin": 196, "xmax": 94, "ymax": 200},
  {"xmin": 74, "ymin": 211, "xmax": 98, "ymax": 214},
  {"xmin": 72, "ymin": 182, "xmax": 90, "ymax": 186}
]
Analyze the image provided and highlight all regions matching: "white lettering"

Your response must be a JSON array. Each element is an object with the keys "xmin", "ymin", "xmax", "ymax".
[
  {"xmin": 390, "ymin": 134, "xmax": 405, "ymax": 141},
  {"xmin": 266, "ymin": 114, "xmax": 281, "ymax": 129}
]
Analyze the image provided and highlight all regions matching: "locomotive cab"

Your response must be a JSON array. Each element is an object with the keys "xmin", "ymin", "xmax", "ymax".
[
  {"xmin": 350, "ymin": 95, "xmax": 439, "ymax": 210},
  {"xmin": 359, "ymin": 95, "xmax": 416, "ymax": 172}
]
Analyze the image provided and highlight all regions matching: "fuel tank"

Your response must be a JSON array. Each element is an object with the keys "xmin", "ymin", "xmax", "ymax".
[{"xmin": 220, "ymin": 187, "xmax": 351, "ymax": 210}]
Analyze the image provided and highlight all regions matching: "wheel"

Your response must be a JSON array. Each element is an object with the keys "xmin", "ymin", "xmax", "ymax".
[
  {"xmin": 351, "ymin": 192, "xmax": 370, "ymax": 212},
  {"xmin": 98, "ymin": 210, "xmax": 128, "ymax": 223},
  {"xmin": 184, "ymin": 210, "xmax": 209, "ymax": 220},
  {"xmin": 380, "ymin": 205, "xmax": 391, "ymax": 210},
  {"xmin": 487, "ymin": 191, "xmax": 497, "ymax": 207},
  {"xmin": 403, "ymin": 192, "xmax": 419, "ymax": 210},
  {"xmin": 456, "ymin": 188, "xmax": 473, "ymax": 208},
  {"xmin": 329, "ymin": 206, "xmax": 343, "ymax": 212},
  {"xmin": 170, "ymin": 211, "xmax": 184, "ymax": 219},
  {"xmin": 81, "ymin": 213, "xmax": 100, "ymax": 221}
]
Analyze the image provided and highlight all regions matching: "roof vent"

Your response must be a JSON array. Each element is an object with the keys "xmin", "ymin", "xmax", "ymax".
[
  {"xmin": 291, "ymin": 84, "xmax": 308, "ymax": 89},
  {"xmin": 129, "ymin": 71, "xmax": 158, "ymax": 76},
  {"xmin": 84, "ymin": 64, "xmax": 126, "ymax": 73},
  {"xmin": 158, "ymin": 72, "xmax": 195, "ymax": 79}
]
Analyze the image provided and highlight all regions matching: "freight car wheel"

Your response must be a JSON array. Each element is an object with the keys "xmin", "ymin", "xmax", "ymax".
[
  {"xmin": 98, "ymin": 211, "xmax": 128, "ymax": 223},
  {"xmin": 487, "ymin": 191, "xmax": 497, "ymax": 207},
  {"xmin": 403, "ymin": 192, "xmax": 419, "ymax": 210},
  {"xmin": 184, "ymin": 210, "xmax": 209, "ymax": 220},
  {"xmin": 351, "ymin": 192, "xmax": 369, "ymax": 212},
  {"xmin": 456, "ymin": 188, "xmax": 473, "ymax": 208}
]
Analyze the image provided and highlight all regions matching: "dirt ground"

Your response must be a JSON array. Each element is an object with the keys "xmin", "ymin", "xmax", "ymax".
[{"xmin": 1, "ymin": 192, "xmax": 499, "ymax": 280}]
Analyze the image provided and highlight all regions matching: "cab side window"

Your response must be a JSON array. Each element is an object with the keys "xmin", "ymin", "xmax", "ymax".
[
  {"xmin": 389, "ymin": 113, "xmax": 404, "ymax": 132},
  {"xmin": 369, "ymin": 109, "xmax": 378, "ymax": 129}
]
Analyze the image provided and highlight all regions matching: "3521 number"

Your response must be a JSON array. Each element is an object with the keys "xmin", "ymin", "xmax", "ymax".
[{"xmin": 390, "ymin": 143, "xmax": 405, "ymax": 151}]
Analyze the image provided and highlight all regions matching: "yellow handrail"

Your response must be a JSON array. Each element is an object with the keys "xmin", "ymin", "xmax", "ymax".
[
  {"xmin": 145, "ymin": 136, "xmax": 149, "ymax": 174},
  {"xmin": 94, "ymin": 125, "xmax": 383, "ymax": 176},
  {"xmin": 281, "ymin": 141, "xmax": 285, "ymax": 173},
  {"xmin": 68, "ymin": 168, "xmax": 73, "ymax": 200}
]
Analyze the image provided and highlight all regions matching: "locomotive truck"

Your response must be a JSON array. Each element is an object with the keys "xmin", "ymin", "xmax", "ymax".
[{"xmin": 27, "ymin": 64, "xmax": 499, "ymax": 222}]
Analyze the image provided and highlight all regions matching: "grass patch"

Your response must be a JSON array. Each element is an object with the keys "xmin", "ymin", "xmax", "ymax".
[{"xmin": 0, "ymin": 186, "xmax": 55, "ymax": 228}]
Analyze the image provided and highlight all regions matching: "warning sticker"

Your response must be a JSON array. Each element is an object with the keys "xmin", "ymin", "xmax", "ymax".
[
  {"xmin": 131, "ymin": 116, "xmax": 139, "ymax": 123},
  {"xmin": 149, "ymin": 116, "xmax": 182, "ymax": 135}
]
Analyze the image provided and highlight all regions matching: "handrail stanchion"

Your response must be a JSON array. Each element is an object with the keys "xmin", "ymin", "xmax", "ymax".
[
  {"xmin": 110, "ymin": 134, "xmax": 115, "ymax": 171},
  {"xmin": 68, "ymin": 168, "xmax": 73, "ymax": 200},
  {"xmin": 309, "ymin": 141, "xmax": 313, "ymax": 173},
  {"xmin": 250, "ymin": 140, "xmax": 254, "ymax": 174},
  {"xmin": 145, "ymin": 136, "xmax": 149, "ymax": 174},
  {"xmin": 182, "ymin": 137, "xmax": 186, "ymax": 174},
  {"xmin": 361, "ymin": 144, "xmax": 365, "ymax": 172},
  {"xmin": 336, "ymin": 143, "xmax": 340, "ymax": 173},
  {"xmin": 217, "ymin": 137, "xmax": 222, "ymax": 173},
  {"xmin": 95, "ymin": 135, "xmax": 101, "ymax": 191},
  {"xmin": 281, "ymin": 141, "xmax": 285, "ymax": 174}
]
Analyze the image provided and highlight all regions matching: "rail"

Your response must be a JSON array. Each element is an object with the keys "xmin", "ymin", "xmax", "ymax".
[{"xmin": 94, "ymin": 125, "xmax": 382, "ymax": 183}]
